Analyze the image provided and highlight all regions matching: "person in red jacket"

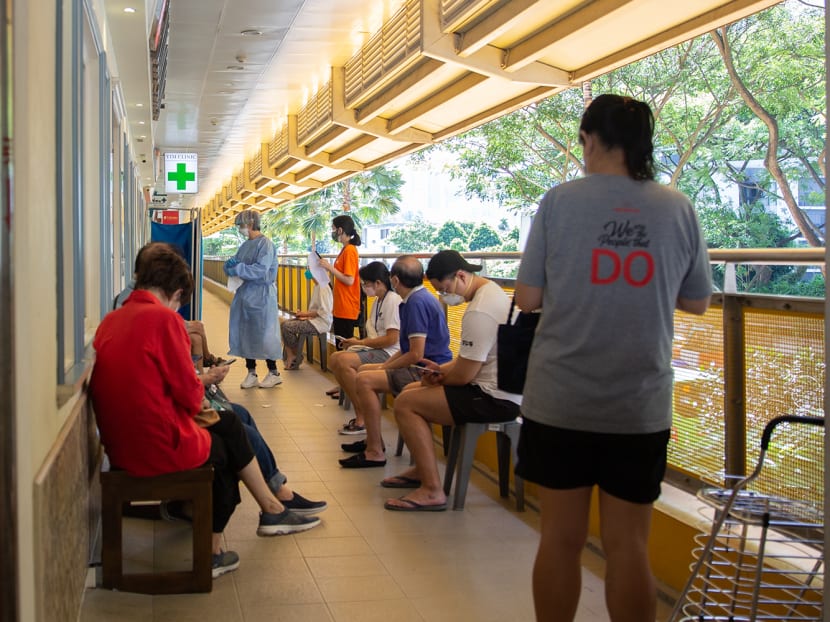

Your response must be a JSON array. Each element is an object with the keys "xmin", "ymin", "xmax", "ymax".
[{"xmin": 91, "ymin": 243, "xmax": 320, "ymax": 579}]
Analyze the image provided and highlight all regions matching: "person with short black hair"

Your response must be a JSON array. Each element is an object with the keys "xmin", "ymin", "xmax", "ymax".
[
  {"xmin": 92, "ymin": 243, "xmax": 321, "ymax": 580},
  {"xmin": 514, "ymin": 94, "xmax": 712, "ymax": 621},
  {"xmin": 380, "ymin": 250, "xmax": 521, "ymax": 509}
]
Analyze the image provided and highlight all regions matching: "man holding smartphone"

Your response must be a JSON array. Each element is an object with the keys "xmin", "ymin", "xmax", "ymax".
[
  {"xmin": 380, "ymin": 250, "xmax": 522, "ymax": 511},
  {"xmin": 338, "ymin": 255, "xmax": 452, "ymax": 468}
]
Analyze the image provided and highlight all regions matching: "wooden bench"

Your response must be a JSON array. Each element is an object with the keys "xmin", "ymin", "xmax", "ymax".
[{"xmin": 100, "ymin": 465, "xmax": 214, "ymax": 594}]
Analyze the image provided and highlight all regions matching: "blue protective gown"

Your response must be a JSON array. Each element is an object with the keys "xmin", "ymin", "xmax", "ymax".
[{"xmin": 226, "ymin": 235, "xmax": 282, "ymax": 360}]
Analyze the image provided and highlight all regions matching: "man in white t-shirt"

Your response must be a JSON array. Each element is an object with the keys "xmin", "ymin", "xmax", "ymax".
[{"xmin": 381, "ymin": 250, "xmax": 521, "ymax": 512}]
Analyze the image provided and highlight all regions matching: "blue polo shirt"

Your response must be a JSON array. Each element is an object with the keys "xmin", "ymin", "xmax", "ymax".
[{"xmin": 399, "ymin": 286, "xmax": 452, "ymax": 364}]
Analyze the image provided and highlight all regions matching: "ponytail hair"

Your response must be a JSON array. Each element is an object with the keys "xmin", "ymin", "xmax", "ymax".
[
  {"xmin": 332, "ymin": 214, "xmax": 362, "ymax": 247},
  {"xmin": 579, "ymin": 94, "xmax": 655, "ymax": 181},
  {"xmin": 359, "ymin": 261, "xmax": 392, "ymax": 291}
]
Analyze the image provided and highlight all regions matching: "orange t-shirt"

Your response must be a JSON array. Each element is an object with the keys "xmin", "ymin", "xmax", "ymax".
[{"xmin": 333, "ymin": 244, "xmax": 361, "ymax": 320}]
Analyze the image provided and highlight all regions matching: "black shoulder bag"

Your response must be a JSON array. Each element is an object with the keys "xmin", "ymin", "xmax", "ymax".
[{"xmin": 496, "ymin": 297, "xmax": 540, "ymax": 394}]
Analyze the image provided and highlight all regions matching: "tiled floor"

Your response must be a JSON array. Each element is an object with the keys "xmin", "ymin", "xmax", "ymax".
[{"xmin": 79, "ymin": 290, "xmax": 673, "ymax": 622}]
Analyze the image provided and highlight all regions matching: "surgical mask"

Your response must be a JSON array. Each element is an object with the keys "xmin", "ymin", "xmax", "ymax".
[
  {"xmin": 238, "ymin": 227, "xmax": 249, "ymax": 237},
  {"xmin": 331, "ymin": 229, "xmax": 340, "ymax": 242},
  {"xmin": 304, "ymin": 269, "xmax": 313, "ymax": 280},
  {"xmin": 439, "ymin": 293, "xmax": 465, "ymax": 306}
]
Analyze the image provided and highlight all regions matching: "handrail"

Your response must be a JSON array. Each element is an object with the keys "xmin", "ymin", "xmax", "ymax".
[{"xmin": 208, "ymin": 247, "xmax": 827, "ymax": 264}]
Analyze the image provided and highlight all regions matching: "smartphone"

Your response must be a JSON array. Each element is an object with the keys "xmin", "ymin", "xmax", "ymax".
[
  {"xmin": 218, "ymin": 358, "xmax": 236, "ymax": 367},
  {"xmin": 410, "ymin": 364, "xmax": 440, "ymax": 375}
]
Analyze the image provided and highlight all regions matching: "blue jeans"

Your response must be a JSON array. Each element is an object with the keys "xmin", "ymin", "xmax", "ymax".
[{"xmin": 231, "ymin": 403, "xmax": 287, "ymax": 493}]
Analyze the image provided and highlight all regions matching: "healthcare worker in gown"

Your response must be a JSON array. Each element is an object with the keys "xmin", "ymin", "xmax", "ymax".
[{"xmin": 224, "ymin": 209, "xmax": 283, "ymax": 389}]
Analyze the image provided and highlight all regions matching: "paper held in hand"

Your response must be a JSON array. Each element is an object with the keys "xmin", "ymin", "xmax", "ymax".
[{"xmin": 227, "ymin": 276, "xmax": 243, "ymax": 292}]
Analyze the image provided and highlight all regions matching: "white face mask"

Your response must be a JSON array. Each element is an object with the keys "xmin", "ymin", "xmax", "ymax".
[
  {"xmin": 238, "ymin": 227, "xmax": 249, "ymax": 237},
  {"xmin": 439, "ymin": 293, "xmax": 465, "ymax": 306}
]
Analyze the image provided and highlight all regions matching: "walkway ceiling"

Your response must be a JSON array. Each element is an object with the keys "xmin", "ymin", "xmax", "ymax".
[{"xmin": 105, "ymin": 0, "xmax": 781, "ymax": 234}]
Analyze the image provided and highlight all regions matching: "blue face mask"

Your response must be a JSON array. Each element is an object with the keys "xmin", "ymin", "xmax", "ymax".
[{"xmin": 304, "ymin": 269, "xmax": 313, "ymax": 280}]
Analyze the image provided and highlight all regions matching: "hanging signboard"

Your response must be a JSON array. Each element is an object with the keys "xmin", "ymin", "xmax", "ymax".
[{"xmin": 164, "ymin": 152, "xmax": 198, "ymax": 194}]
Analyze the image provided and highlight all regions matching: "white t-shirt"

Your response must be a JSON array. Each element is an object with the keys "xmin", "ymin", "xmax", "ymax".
[
  {"xmin": 459, "ymin": 280, "xmax": 521, "ymax": 405},
  {"xmin": 365, "ymin": 290, "xmax": 402, "ymax": 356},
  {"xmin": 309, "ymin": 284, "xmax": 333, "ymax": 334}
]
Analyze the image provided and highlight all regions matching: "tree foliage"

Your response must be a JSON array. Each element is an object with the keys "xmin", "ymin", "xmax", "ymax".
[
  {"xmin": 436, "ymin": 0, "xmax": 824, "ymax": 294},
  {"xmin": 255, "ymin": 165, "xmax": 404, "ymax": 253}
]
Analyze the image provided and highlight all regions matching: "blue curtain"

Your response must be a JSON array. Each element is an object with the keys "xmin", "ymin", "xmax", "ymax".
[{"xmin": 151, "ymin": 221, "xmax": 199, "ymax": 321}]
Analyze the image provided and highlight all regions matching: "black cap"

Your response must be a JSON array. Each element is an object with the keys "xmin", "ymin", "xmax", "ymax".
[{"xmin": 426, "ymin": 250, "xmax": 482, "ymax": 280}]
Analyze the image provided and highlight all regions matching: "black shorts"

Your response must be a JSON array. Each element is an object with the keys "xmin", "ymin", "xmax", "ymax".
[
  {"xmin": 443, "ymin": 384, "xmax": 521, "ymax": 425},
  {"xmin": 332, "ymin": 316, "xmax": 359, "ymax": 349},
  {"xmin": 515, "ymin": 418, "xmax": 670, "ymax": 504}
]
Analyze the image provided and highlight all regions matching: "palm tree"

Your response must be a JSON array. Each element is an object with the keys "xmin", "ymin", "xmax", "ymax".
[{"xmin": 273, "ymin": 164, "xmax": 404, "ymax": 250}]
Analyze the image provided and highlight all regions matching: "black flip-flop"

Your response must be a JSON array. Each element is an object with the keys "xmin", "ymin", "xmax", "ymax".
[
  {"xmin": 325, "ymin": 387, "xmax": 340, "ymax": 396},
  {"xmin": 339, "ymin": 452, "xmax": 386, "ymax": 468},
  {"xmin": 381, "ymin": 476, "xmax": 421, "ymax": 489},
  {"xmin": 384, "ymin": 496, "xmax": 447, "ymax": 512},
  {"xmin": 341, "ymin": 439, "xmax": 366, "ymax": 453}
]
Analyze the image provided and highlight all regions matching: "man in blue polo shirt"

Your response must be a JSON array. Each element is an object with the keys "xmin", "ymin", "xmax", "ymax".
[{"xmin": 339, "ymin": 255, "xmax": 452, "ymax": 468}]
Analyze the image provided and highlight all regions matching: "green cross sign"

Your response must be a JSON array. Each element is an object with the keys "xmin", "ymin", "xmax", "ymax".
[
  {"xmin": 164, "ymin": 153, "xmax": 198, "ymax": 194},
  {"xmin": 167, "ymin": 162, "xmax": 196, "ymax": 190}
]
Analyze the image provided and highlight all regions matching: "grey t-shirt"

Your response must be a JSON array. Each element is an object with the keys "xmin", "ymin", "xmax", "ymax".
[{"xmin": 517, "ymin": 174, "xmax": 712, "ymax": 434}]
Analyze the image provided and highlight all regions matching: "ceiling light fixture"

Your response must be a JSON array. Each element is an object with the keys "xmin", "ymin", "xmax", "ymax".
[
  {"xmin": 123, "ymin": 7, "xmax": 136, "ymax": 13},
  {"xmin": 136, "ymin": 103, "xmax": 143, "ymax": 107},
  {"xmin": 226, "ymin": 65, "xmax": 244, "ymax": 71},
  {"xmin": 240, "ymin": 29, "xmax": 262, "ymax": 36}
]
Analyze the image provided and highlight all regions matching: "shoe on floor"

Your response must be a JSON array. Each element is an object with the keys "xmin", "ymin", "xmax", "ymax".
[
  {"xmin": 240, "ymin": 371, "xmax": 258, "ymax": 389},
  {"xmin": 212, "ymin": 550, "xmax": 240, "ymax": 578},
  {"xmin": 258, "ymin": 371, "xmax": 283, "ymax": 388},
  {"xmin": 339, "ymin": 418, "xmax": 366, "ymax": 435},
  {"xmin": 339, "ymin": 451, "xmax": 386, "ymax": 468},
  {"xmin": 281, "ymin": 492, "xmax": 328, "ymax": 515},
  {"xmin": 257, "ymin": 509, "xmax": 321, "ymax": 536}
]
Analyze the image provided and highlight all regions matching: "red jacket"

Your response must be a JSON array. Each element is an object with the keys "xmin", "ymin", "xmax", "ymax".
[{"xmin": 90, "ymin": 290, "xmax": 210, "ymax": 476}]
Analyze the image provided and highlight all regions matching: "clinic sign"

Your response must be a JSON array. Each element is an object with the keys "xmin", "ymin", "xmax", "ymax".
[{"xmin": 165, "ymin": 152, "xmax": 198, "ymax": 194}]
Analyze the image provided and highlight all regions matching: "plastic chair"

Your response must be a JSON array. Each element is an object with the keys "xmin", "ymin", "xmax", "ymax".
[
  {"xmin": 442, "ymin": 419, "xmax": 524, "ymax": 511},
  {"xmin": 295, "ymin": 331, "xmax": 328, "ymax": 371}
]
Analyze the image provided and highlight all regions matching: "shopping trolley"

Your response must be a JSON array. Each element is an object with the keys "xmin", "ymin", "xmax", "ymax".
[{"xmin": 669, "ymin": 415, "xmax": 824, "ymax": 621}]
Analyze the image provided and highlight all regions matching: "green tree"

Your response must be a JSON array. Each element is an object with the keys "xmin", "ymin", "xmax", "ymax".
[
  {"xmin": 433, "ymin": 221, "xmax": 468, "ymax": 248},
  {"xmin": 388, "ymin": 218, "xmax": 439, "ymax": 253},
  {"xmin": 449, "ymin": 237, "xmax": 468, "ymax": 252},
  {"xmin": 468, "ymin": 223, "xmax": 502, "ymax": 251},
  {"xmin": 257, "ymin": 164, "xmax": 404, "ymax": 252}
]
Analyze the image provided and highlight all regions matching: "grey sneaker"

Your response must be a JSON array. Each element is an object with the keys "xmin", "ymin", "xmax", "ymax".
[
  {"xmin": 257, "ymin": 509, "xmax": 320, "ymax": 536},
  {"xmin": 212, "ymin": 550, "xmax": 240, "ymax": 578},
  {"xmin": 281, "ymin": 492, "xmax": 328, "ymax": 516}
]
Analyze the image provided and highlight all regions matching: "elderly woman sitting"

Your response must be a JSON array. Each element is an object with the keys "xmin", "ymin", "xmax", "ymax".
[{"xmin": 90, "ymin": 243, "xmax": 321, "ymax": 579}]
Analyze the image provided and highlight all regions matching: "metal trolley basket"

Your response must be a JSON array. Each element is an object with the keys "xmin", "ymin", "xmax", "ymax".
[{"xmin": 669, "ymin": 415, "xmax": 824, "ymax": 622}]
